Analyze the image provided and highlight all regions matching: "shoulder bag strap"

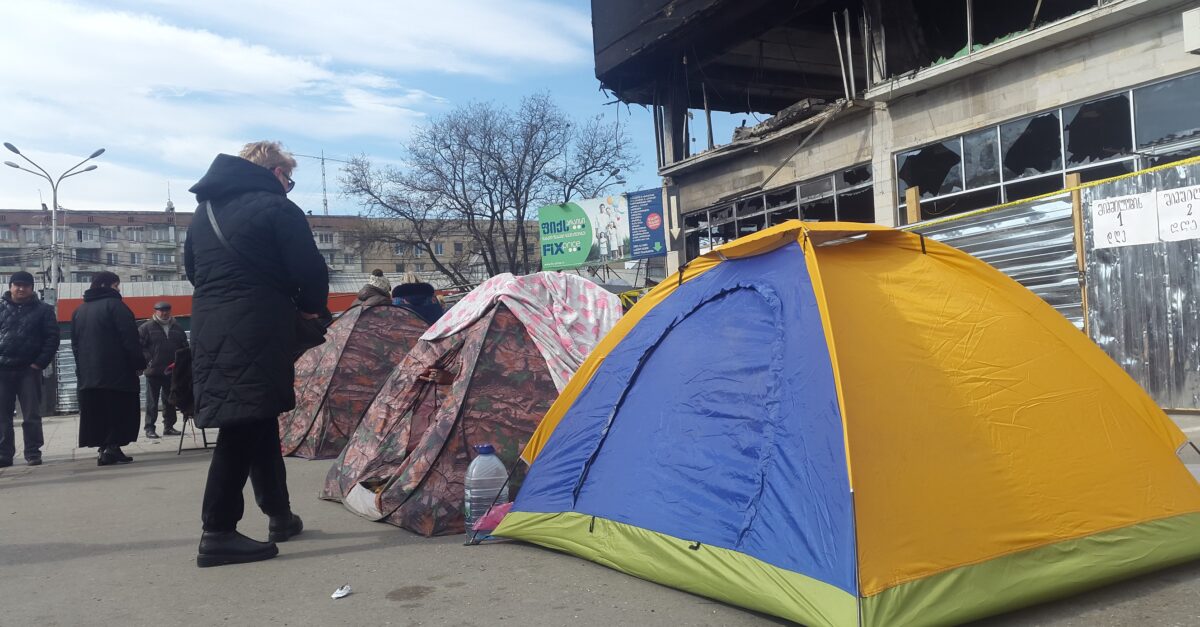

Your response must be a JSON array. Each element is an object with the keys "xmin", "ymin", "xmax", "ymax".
[{"xmin": 203, "ymin": 201, "xmax": 293, "ymax": 297}]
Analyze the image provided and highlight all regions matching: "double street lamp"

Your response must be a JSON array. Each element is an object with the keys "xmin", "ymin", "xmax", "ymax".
[{"xmin": 3, "ymin": 143, "xmax": 105, "ymax": 311}]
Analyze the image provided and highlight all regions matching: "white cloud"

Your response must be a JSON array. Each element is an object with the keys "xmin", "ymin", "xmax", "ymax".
[{"xmin": 0, "ymin": 0, "xmax": 595, "ymax": 212}]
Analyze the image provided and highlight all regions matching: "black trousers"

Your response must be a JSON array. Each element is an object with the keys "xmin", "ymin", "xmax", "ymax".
[
  {"xmin": 144, "ymin": 374, "xmax": 177, "ymax": 430},
  {"xmin": 200, "ymin": 419, "xmax": 291, "ymax": 533},
  {"xmin": 0, "ymin": 368, "xmax": 42, "ymax": 462}
]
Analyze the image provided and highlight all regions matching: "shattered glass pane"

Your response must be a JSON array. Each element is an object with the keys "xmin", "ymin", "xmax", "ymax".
[
  {"xmin": 798, "ymin": 177, "xmax": 834, "ymax": 201},
  {"xmin": 765, "ymin": 188, "xmax": 797, "ymax": 211},
  {"xmin": 918, "ymin": 187, "xmax": 1002, "ymax": 221},
  {"xmin": 1069, "ymin": 160, "xmax": 1135, "ymax": 184},
  {"xmin": 738, "ymin": 212, "xmax": 765, "ymax": 236},
  {"xmin": 963, "ymin": 129, "xmax": 1000, "ymax": 188},
  {"xmin": 769, "ymin": 206, "xmax": 800, "ymax": 225},
  {"xmin": 1002, "ymin": 112, "xmax": 1062, "ymax": 179},
  {"xmin": 683, "ymin": 210, "xmax": 708, "ymax": 230},
  {"xmin": 836, "ymin": 187, "xmax": 875, "ymax": 223},
  {"xmin": 800, "ymin": 196, "xmax": 836, "ymax": 222},
  {"xmin": 1004, "ymin": 173, "xmax": 1063, "ymax": 203},
  {"xmin": 1136, "ymin": 72, "xmax": 1200, "ymax": 151},
  {"xmin": 839, "ymin": 164, "xmax": 872, "ymax": 188},
  {"xmin": 1063, "ymin": 93, "xmax": 1132, "ymax": 166},
  {"xmin": 897, "ymin": 140, "xmax": 963, "ymax": 198}
]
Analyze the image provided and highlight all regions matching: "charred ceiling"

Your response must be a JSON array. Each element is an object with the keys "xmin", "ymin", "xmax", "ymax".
[{"xmin": 593, "ymin": 0, "xmax": 1100, "ymax": 116}]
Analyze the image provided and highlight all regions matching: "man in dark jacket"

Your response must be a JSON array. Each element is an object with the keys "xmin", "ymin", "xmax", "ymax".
[
  {"xmin": 0, "ymin": 271, "xmax": 59, "ymax": 467},
  {"xmin": 186, "ymin": 141, "xmax": 329, "ymax": 567},
  {"xmin": 138, "ymin": 302, "xmax": 189, "ymax": 439}
]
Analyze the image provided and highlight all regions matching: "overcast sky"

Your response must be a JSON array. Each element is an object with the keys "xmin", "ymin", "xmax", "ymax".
[{"xmin": 0, "ymin": 0, "xmax": 685, "ymax": 215}]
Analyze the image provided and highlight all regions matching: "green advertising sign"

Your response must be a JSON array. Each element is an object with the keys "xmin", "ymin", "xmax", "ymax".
[{"xmin": 538, "ymin": 202, "xmax": 593, "ymax": 270}]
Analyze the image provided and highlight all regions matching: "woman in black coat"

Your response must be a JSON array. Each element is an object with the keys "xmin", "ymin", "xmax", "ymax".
[
  {"xmin": 185, "ymin": 141, "xmax": 329, "ymax": 567},
  {"xmin": 71, "ymin": 271, "xmax": 147, "ymax": 466}
]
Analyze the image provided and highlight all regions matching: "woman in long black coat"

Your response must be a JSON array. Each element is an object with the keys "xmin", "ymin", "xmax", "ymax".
[
  {"xmin": 72, "ymin": 271, "xmax": 147, "ymax": 465},
  {"xmin": 185, "ymin": 141, "xmax": 329, "ymax": 567}
]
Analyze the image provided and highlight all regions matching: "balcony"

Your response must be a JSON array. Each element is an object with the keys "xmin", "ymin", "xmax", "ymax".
[
  {"xmin": 145, "ymin": 238, "xmax": 178, "ymax": 249},
  {"xmin": 72, "ymin": 239, "xmax": 102, "ymax": 249}
]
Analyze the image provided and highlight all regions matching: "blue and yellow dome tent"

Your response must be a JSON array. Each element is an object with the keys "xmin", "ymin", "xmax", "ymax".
[{"xmin": 495, "ymin": 221, "xmax": 1200, "ymax": 626}]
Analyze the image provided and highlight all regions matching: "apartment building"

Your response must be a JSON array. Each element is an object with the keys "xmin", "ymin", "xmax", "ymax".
[{"xmin": 0, "ymin": 204, "xmax": 540, "ymax": 289}]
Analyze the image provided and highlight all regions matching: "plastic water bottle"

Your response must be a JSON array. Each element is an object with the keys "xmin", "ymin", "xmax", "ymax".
[{"xmin": 464, "ymin": 443, "xmax": 509, "ymax": 538}]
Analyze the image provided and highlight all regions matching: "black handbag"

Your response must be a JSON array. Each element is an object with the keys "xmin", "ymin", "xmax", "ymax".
[{"xmin": 203, "ymin": 201, "xmax": 327, "ymax": 359}]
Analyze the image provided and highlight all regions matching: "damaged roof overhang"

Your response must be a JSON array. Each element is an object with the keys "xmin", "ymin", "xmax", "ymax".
[
  {"xmin": 592, "ymin": 0, "xmax": 855, "ymax": 114},
  {"xmin": 658, "ymin": 99, "xmax": 871, "ymax": 178}
]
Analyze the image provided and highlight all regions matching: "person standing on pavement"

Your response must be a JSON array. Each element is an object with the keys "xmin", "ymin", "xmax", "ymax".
[
  {"xmin": 139, "ymin": 301, "xmax": 188, "ymax": 440},
  {"xmin": 72, "ymin": 271, "xmax": 147, "ymax": 466},
  {"xmin": 186, "ymin": 140, "xmax": 329, "ymax": 567},
  {"xmin": 0, "ymin": 271, "xmax": 59, "ymax": 467}
]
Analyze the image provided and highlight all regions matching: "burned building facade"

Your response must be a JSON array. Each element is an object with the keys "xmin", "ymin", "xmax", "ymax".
[{"xmin": 593, "ymin": 0, "xmax": 1200, "ymax": 269}]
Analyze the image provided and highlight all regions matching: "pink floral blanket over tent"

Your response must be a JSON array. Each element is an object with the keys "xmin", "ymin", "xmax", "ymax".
[{"xmin": 425, "ymin": 272, "xmax": 621, "ymax": 391}]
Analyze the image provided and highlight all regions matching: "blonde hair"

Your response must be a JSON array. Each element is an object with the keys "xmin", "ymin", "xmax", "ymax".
[{"xmin": 239, "ymin": 141, "xmax": 297, "ymax": 176}]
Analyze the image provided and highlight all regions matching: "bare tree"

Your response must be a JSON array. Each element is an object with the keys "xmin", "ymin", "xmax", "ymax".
[{"xmin": 341, "ymin": 92, "xmax": 639, "ymax": 284}]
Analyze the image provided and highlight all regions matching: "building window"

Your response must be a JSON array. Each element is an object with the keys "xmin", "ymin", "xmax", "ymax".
[
  {"xmin": 76, "ymin": 249, "xmax": 100, "ymax": 263},
  {"xmin": 149, "ymin": 227, "xmax": 173, "ymax": 241},
  {"xmin": 24, "ymin": 229, "xmax": 42, "ymax": 243},
  {"xmin": 131, "ymin": 275, "xmax": 142, "ymax": 282},
  {"xmin": 76, "ymin": 228, "xmax": 99, "ymax": 242},
  {"xmin": 415, "ymin": 263, "xmax": 426, "ymax": 272},
  {"xmin": 433, "ymin": 242, "xmax": 444, "ymax": 255},
  {"xmin": 106, "ymin": 253, "xmax": 119, "ymax": 265},
  {"xmin": 129, "ymin": 252, "xmax": 143, "ymax": 265},
  {"xmin": 454, "ymin": 242, "xmax": 464, "ymax": 254},
  {"xmin": 127, "ymin": 227, "xmax": 143, "ymax": 242},
  {"xmin": 316, "ymin": 232, "xmax": 334, "ymax": 244},
  {"xmin": 102, "ymin": 228, "xmax": 117, "ymax": 241},
  {"xmin": 393, "ymin": 243, "xmax": 408, "ymax": 256},
  {"xmin": 395, "ymin": 263, "xmax": 405, "ymax": 273},
  {"xmin": 894, "ymin": 83, "xmax": 1161, "ymax": 223},
  {"xmin": 682, "ymin": 164, "xmax": 873, "ymax": 261},
  {"xmin": 343, "ymin": 254, "xmax": 355, "ymax": 265},
  {"xmin": 151, "ymin": 252, "xmax": 174, "ymax": 265},
  {"xmin": 0, "ymin": 249, "xmax": 20, "ymax": 265},
  {"xmin": 0, "ymin": 228, "xmax": 13, "ymax": 242}
]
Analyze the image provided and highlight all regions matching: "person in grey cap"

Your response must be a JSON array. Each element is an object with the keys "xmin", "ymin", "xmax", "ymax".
[
  {"xmin": 138, "ymin": 301, "xmax": 189, "ymax": 438},
  {"xmin": 0, "ymin": 271, "xmax": 59, "ymax": 467}
]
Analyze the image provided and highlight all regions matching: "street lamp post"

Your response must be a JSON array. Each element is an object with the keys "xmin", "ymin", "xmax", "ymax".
[{"xmin": 3, "ymin": 143, "xmax": 105, "ymax": 311}]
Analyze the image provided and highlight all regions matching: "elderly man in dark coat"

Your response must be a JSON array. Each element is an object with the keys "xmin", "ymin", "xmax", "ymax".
[{"xmin": 186, "ymin": 140, "xmax": 329, "ymax": 567}]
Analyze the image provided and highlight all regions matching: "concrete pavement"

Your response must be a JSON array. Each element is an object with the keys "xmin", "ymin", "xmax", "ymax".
[{"xmin": 1, "ymin": 414, "xmax": 1200, "ymax": 626}]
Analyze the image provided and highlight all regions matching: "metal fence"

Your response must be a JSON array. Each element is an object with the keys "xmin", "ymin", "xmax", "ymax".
[
  {"xmin": 55, "ymin": 335, "xmax": 183, "ymax": 415},
  {"xmin": 1081, "ymin": 162, "xmax": 1200, "ymax": 411}
]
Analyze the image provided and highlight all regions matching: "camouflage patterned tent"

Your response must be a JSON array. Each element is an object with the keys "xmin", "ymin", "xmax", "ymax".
[
  {"xmin": 279, "ymin": 304, "xmax": 429, "ymax": 459},
  {"xmin": 321, "ymin": 272, "xmax": 620, "ymax": 536}
]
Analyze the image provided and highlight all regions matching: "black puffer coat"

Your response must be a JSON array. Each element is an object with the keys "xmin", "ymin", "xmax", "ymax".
[
  {"xmin": 0, "ymin": 291, "xmax": 59, "ymax": 370},
  {"xmin": 70, "ymin": 287, "xmax": 146, "ymax": 392},
  {"xmin": 186, "ymin": 154, "xmax": 329, "ymax": 428}
]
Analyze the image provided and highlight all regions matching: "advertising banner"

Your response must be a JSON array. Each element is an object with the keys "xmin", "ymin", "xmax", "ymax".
[
  {"xmin": 626, "ymin": 188, "xmax": 667, "ymax": 259},
  {"xmin": 539, "ymin": 195, "xmax": 629, "ymax": 270}
]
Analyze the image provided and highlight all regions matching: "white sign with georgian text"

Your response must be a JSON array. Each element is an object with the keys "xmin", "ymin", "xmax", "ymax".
[
  {"xmin": 1156, "ymin": 184, "xmax": 1200, "ymax": 242},
  {"xmin": 1091, "ymin": 191, "xmax": 1160, "ymax": 250}
]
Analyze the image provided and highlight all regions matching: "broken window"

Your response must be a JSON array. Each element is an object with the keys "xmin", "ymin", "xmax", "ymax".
[
  {"xmin": 738, "ymin": 212, "xmax": 766, "ymax": 236},
  {"xmin": 798, "ymin": 177, "xmax": 833, "ymax": 201},
  {"xmin": 917, "ymin": 188, "xmax": 1002, "ymax": 222},
  {"xmin": 1135, "ymin": 72, "xmax": 1200, "ymax": 152},
  {"xmin": 836, "ymin": 187, "xmax": 875, "ymax": 223},
  {"xmin": 800, "ymin": 196, "xmax": 836, "ymax": 222},
  {"xmin": 1004, "ymin": 173, "xmax": 1063, "ymax": 203},
  {"xmin": 897, "ymin": 140, "xmax": 963, "ymax": 198},
  {"xmin": 765, "ymin": 188, "xmax": 797, "ymax": 212},
  {"xmin": 711, "ymin": 220, "xmax": 738, "ymax": 248},
  {"xmin": 769, "ymin": 206, "xmax": 800, "ymax": 225},
  {"xmin": 1068, "ymin": 160, "xmax": 1135, "ymax": 184},
  {"xmin": 963, "ymin": 129, "xmax": 1000, "ymax": 188},
  {"xmin": 1063, "ymin": 94, "xmax": 1132, "ymax": 166},
  {"xmin": 1002, "ymin": 112, "xmax": 1062, "ymax": 179},
  {"xmin": 736, "ymin": 197, "xmax": 764, "ymax": 217}
]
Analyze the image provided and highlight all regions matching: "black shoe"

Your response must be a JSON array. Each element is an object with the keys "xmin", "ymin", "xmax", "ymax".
[
  {"xmin": 145, "ymin": 429, "xmax": 160, "ymax": 439},
  {"xmin": 268, "ymin": 513, "xmax": 304, "ymax": 543},
  {"xmin": 197, "ymin": 531, "xmax": 279, "ymax": 567},
  {"xmin": 109, "ymin": 447, "xmax": 133, "ymax": 463},
  {"xmin": 97, "ymin": 449, "xmax": 119, "ymax": 466},
  {"xmin": 26, "ymin": 458, "xmax": 42, "ymax": 466},
  {"xmin": 163, "ymin": 427, "xmax": 182, "ymax": 436},
  {"xmin": 0, "ymin": 459, "xmax": 11, "ymax": 468}
]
